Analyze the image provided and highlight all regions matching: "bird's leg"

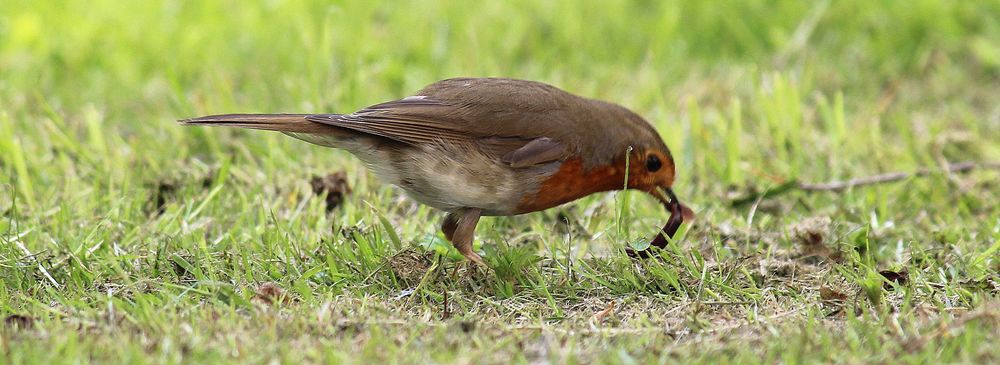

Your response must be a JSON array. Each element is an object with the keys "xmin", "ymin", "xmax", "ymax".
[
  {"xmin": 441, "ymin": 208, "xmax": 484, "ymax": 265},
  {"xmin": 441, "ymin": 213, "xmax": 459, "ymax": 242}
]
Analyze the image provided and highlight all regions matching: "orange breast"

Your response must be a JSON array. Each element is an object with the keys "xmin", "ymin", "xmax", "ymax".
[{"xmin": 515, "ymin": 158, "xmax": 627, "ymax": 214}]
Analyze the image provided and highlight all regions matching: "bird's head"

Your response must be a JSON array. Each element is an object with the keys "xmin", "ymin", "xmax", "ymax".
[{"xmin": 597, "ymin": 102, "xmax": 695, "ymax": 231}]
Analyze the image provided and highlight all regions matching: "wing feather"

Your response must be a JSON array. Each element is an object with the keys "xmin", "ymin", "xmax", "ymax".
[{"xmin": 306, "ymin": 90, "xmax": 571, "ymax": 168}]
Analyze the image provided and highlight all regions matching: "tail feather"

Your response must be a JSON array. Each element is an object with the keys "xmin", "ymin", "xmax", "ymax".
[{"xmin": 179, "ymin": 113, "xmax": 338, "ymax": 134}]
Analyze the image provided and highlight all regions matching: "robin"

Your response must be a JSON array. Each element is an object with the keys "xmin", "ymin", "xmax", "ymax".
[{"xmin": 181, "ymin": 77, "xmax": 692, "ymax": 264}]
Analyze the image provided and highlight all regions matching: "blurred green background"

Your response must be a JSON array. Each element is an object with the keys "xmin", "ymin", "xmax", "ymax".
[
  {"xmin": 1, "ymin": 0, "xmax": 998, "ymax": 363},
  {"xmin": 3, "ymin": 0, "xmax": 998, "ymax": 197}
]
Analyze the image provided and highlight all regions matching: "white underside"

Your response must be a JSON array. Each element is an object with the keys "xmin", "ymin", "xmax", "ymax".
[{"xmin": 284, "ymin": 132, "xmax": 551, "ymax": 215}]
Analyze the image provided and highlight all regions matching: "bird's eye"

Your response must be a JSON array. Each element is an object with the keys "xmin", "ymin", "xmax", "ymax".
[{"xmin": 645, "ymin": 154, "xmax": 662, "ymax": 172}]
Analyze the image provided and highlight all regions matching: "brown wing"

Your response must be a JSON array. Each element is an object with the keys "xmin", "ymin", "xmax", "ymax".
[
  {"xmin": 306, "ymin": 79, "xmax": 579, "ymax": 167},
  {"xmin": 305, "ymin": 98, "xmax": 469, "ymax": 146},
  {"xmin": 499, "ymin": 137, "xmax": 565, "ymax": 168}
]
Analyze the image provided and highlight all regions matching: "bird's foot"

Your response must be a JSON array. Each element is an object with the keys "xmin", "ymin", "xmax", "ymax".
[
  {"xmin": 460, "ymin": 249, "xmax": 486, "ymax": 266},
  {"xmin": 451, "ymin": 250, "xmax": 486, "ymax": 278}
]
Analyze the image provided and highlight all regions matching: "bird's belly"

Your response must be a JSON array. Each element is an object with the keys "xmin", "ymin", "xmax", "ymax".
[
  {"xmin": 288, "ymin": 133, "xmax": 556, "ymax": 215},
  {"xmin": 394, "ymin": 147, "xmax": 540, "ymax": 215}
]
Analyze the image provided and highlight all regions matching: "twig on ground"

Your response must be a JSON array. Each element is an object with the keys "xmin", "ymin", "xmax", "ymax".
[
  {"xmin": 442, "ymin": 289, "xmax": 450, "ymax": 320},
  {"xmin": 733, "ymin": 161, "xmax": 1000, "ymax": 206},
  {"xmin": 13, "ymin": 240, "xmax": 61, "ymax": 288},
  {"xmin": 590, "ymin": 301, "xmax": 616, "ymax": 326},
  {"xmin": 797, "ymin": 161, "xmax": 1000, "ymax": 192}
]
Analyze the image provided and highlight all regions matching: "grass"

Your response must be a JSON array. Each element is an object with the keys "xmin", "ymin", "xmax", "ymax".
[{"xmin": 1, "ymin": 0, "xmax": 999, "ymax": 363}]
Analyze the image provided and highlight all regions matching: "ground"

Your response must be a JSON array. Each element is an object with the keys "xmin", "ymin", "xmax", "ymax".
[{"xmin": 1, "ymin": 0, "xmax": 999, "ymax": 363}]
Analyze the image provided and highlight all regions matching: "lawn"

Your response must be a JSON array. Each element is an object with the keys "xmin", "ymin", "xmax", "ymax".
[{"xmin": 1, "ymin": 0, "xmax": 999, "ymax": 363}]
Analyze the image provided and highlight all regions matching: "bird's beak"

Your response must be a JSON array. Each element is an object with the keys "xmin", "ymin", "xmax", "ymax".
[
  {"xmin": 653, "ymin": 186, "xmax": 677, "ymax": 207},
  {"xmin": 654, "ymin": 186, "xmax": 695, "ymax": 222}
]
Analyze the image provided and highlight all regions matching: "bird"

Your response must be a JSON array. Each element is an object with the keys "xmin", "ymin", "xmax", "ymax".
[{"xmin": 180, "ymin": 77, "xmax": 691, "ymax": 265}]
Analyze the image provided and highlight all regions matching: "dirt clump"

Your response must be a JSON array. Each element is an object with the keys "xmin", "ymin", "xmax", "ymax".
[
  {"xmin": 789, "ymin": 216, "xmax": 842, "ymax": 262},
  {"xmin": 253, "ymin": 282, "xmax": 291, "ymax": 305},
  {"xmin": 387, "ymin": 249, "xmax": 434, "ymax": 285},
  {"xmin": 310, "ymin": 171, "xmax": 352, "ymax": 212}
]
